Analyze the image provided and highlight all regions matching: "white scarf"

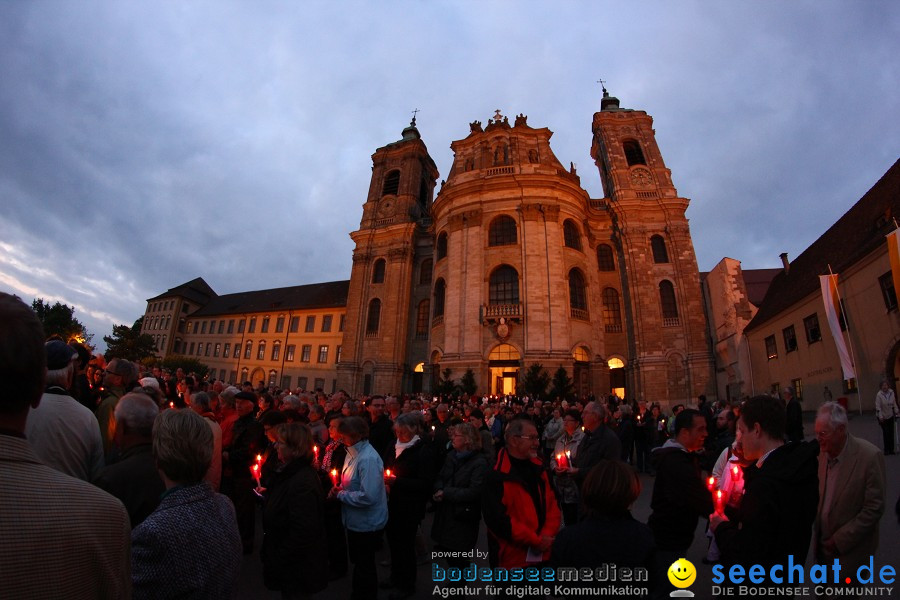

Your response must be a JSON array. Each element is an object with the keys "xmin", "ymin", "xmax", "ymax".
[{"xmin": 395, "ymin": 434, "xmax": 421, "ymax": 458}]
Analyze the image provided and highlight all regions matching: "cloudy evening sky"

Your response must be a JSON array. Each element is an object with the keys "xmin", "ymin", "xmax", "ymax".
[{"xmin": 1, "ymin": 1, "xmax": 898, "ymax": 351}]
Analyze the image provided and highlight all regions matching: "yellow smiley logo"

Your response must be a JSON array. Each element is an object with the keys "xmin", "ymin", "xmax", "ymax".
[{"xmin": 667, "ymin": 558, "xmax": 696, "ymax": 588}]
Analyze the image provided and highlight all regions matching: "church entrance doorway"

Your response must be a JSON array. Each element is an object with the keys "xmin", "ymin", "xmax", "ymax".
[{"xmin": 489, "ymin": 343, "xmax": 520, "ymax": 396}]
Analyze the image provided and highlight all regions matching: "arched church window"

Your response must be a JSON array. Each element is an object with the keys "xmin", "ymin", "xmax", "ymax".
[
  {"xmin": 372, "ymin": 259, "xmax": 386, "ymax": 284},
  {"xmin": 659, "ymin": 280, "xmax": 679, "ymax": 321},
  {"xmin": 597, "ymin": 244, "xmax": 615, "ymax": 271},
  {"xmin": 651, "ymin": 235, "xmax": 669, "ymax": 263},
  {"xmin": 433, "ymin": 279, "xmax": 446, "ymax": 318},
  {"xmin": 623, "ymin": 140, "xmax": 646, "ymax": 166},
  {"xmin": 382, "ymin": 170, "xmax": 400, "ymax": 196},
  {"xmin": 489, "ymin": 265, "xmax": 520, "ymax": 305},
  {"xmin": 563, "ymin": 220, "xmax": 582, "ymax": 251},
  {"xmin": 415, "ymin": 300, "xmax": 430, "ymax": 338},
  {"xmin": 602, "ymin": 287, "xmax": 622, "ymax": 332},
  {"xmin": 366, "ymin": 299, "xmax": 381, "ymax": 335},
  {"xmin": 488, "ymin": 215, "xmax": 517, "ymax": 246},
  {"xmin": 568, "ymin": 268, "xmax": 588, "ymax": 319},
  {"xmin": 436, "ymin": 232, "xmax": 448, "ymax": 260}
]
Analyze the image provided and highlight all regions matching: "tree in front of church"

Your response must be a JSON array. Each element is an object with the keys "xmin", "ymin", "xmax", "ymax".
[
  {"xmin": 104, "ymin": 317, "xmax": 157, "ymax": 362},
  {"xmin": 522, "ymin": 363, "xmax": 551, "ymax": 401},
  {"xmin": 550, "ymin": 366, "xmax": 574, "ymax": 401},
  {"xmin": 31, "ymin": 298, "xmax": 92, "ymax": 344},
  {"xmin": 459, "ymin": 369, "xmax": 477, "ymax": 396}
]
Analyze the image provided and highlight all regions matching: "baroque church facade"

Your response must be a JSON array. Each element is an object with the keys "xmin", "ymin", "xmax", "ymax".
[{"xmin": 143, "ymin": 92, "xmax": 715, "ymax": 405}]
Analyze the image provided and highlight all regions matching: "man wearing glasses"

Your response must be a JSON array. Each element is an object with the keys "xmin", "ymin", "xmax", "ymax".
[{"xmin": 482, "ymin": 417, "xmax": 561, "ymax": 570}]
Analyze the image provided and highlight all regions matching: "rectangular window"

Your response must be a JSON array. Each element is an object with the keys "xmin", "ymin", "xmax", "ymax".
[
  {"xmin": 187, "ymin": 322, "xmax": 193, "ymax": 334},
  {"xmin": 336, "ymin": 345, "xmax": 342, "ymax": 364},
  {"xmin": 209, "ymin": 320, "xmax": 215, "ymax": 333},
  {"xmin": 275, "ymin": 316, "xmax": 285, "ymax": 333},
  {"xmin": 298, "ymin": 377, "xmax": 308, "ymax": 391},
  {"xmin": 331, "ymin": 379, "xmax": 337, "ymax": 394},
  {"xmin": 261, "ymin": 317, "xmax": 270, "ymax": 333},
  {"xmin": 792, "ymin": 378, "xmax": 803, "ymax": 400},
  {"xmin": 285, "ymin": 345, "xmax": 296, "ymax": 362},
  {"xmin": 879, "ymin": 272, "xmax": 898, "ymax": 311},
  {"xmin": 248, "ymin": 317, "xmax": 256, "ymax": 333},
  {"xmin": 782, "ymin": 325, "xmax": 797, "ymax": 353},
  {"xmin": 271, "ymin": 344, "xmax": 280, "ymax": 361},
  {"xmin": 314, "ymin": 378, "xmax": 325, "ymax": 391},
  {"xmin": 301, "ymin": 345, "xmax": 311, "ymax": 362},
  {"xmin": 244, "ymin": 343, "xmax": 252, "ymax": 360},
  {"xmin": 305, "ymin": 316, "xmax": 315, "ymax": 333},
  {"xmin": 227, "ymin": 319, "xmax": 235, "ymax": 334},
  {"xmin": 230, "ymin": 370, "xmax": 237, "ymax": 383},
  {"xmin": 219, "ymin": 369, "xmax": 227, "ymax": 382},
  {"xmin": 214, "ymin": 343, "xmax": 221, "ymax": 357},
  {"xmin": 281, "ymin": 376, "xmax": 292, "ymax": 390},
  {"xmin": 204, "ymin": 343, "xmax": 210, "ymax": 357},
  {"xmin": 224, "ymin": 343, "xmax": 231, "ymax": 358},
  {"xmin": 189, "ymin": 342, "xmax": 195, "ymax": 355},
  {"xmin": 339, "ymin": 314, "xmax": 346, "ymax": 332},
  {"xmin": 804, "ymin": 314, "xmax": 821, "ymax": 343},
  {"xmin": 318, "ymin": 345, "xmax": 328, "ymax": 363},
  {"xmin": 765, "ymin": 335, "xmax": 777, "ymax": 360},
  {"xmin": 238, "ymin": 319, "xmax": 246, "ymax": 333},
  {"xmin": 217, "ymin": 320, "xmax": 224, "ymax": 334},
  {"xmin": 322, "ymin": 315, "xmax": 332, "ymax": 332},
  {"xmin": 290, "ymin": 316, "xmax": 300, "ymax": 333},
  {"xmin": 201, "ymin": 321, "xmax": 207, "ymax": 334}
]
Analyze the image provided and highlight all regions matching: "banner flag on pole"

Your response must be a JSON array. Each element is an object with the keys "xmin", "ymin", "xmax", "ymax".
[
  {"xmin": 887, "ymin": 228, "xmax": 900, "ymax": 301},
  {"xmin": 820, "ymin": 274, "xmax": 855, "ymax": 380}
]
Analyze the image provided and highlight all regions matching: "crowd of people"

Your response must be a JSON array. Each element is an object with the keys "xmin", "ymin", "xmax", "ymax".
[{"xmin": 1, "ymin": 290, "xmax": 899, "ymax": 599}]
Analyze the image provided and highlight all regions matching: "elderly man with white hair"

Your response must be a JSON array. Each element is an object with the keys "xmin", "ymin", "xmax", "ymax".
[
  {"xmin": 813, "ymin": 401, "xmax": 885, "ymax": 575},
  {"xmin": 94, "ymin": 392, "xmax": 165, "ymax": 527},
  {"xmin": 25, "ymin": 339, "xmax": 105, "ymax": 481}
]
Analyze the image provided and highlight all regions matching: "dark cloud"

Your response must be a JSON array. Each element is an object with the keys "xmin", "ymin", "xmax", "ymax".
[{"xmin": 1, "ymin": 1, "xmax": 897, "ymax": 349}]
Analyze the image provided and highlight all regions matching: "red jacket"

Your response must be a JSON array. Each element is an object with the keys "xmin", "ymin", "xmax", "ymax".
[{"xmin": 482, "ymin": 448, "xmax": 561, "ymax": 568}]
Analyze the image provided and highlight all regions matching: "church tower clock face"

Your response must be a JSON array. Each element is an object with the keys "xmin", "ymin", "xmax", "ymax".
[{"xmin": 378, "ymin": 198, "xmax": 395, "ymax": 217}]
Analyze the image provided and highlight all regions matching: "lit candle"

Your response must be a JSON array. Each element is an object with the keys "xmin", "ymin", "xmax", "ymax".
[
  {"xmin": 251, "ymin": 463, "xmax": 261, "ymax": 486},
  {"xmin": 707, "ymin": 476, "xmax": 717, "ymax": 492},
  {"xmin": 556, "ymin": 452, "xmax": 569, "ymax": 469},
  {"xmin": 330, "ymin": 468, "xmax": 339, "ymax": 486},
  {"xmin": 715, "ymin": 489, "xmax": 725, "ymax": 514},
  {"xmin": 169, "ymin": 401, "xmax": 174, "ymax": 409},
  {"xmin": 384, "ymin": 468, "xmax": 394, "ymax": 481},
  {"xmin": 313, "ymin": 445, "xmax": 319, "ymax": 466}
]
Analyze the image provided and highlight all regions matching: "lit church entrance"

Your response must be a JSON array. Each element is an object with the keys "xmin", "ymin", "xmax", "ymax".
[{"xmin": 489, "ymin": 344, "xmax": 520, "ymax": 395}]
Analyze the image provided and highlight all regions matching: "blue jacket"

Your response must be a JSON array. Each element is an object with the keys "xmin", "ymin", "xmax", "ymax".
[{"xmin": 337, "ymin": 439, "xmax": 388, "ymax": 532}]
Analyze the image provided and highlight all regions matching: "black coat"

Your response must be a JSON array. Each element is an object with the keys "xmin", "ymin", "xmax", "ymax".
[
  {"xmin": 94, "ymin": 443, "xmax": 165, "ymax": 528},
  {"xmin": 431, "ymin": 450, "xmax": 489, "ymax": 551},
  {"xmin": 647, "ymin": 442, "xmax": 714, "ymax": 551},
  {"xmin": 715, "ymin": 441, "xmax": 819, "ymax": 568},
  {"xmin": 386, "ymin": 439, "xmax": 435, "ymax": 524},
  {"xmin": 261, "ymin": 458, "xmax": 328, "ymax": 595},
  {"xmin": 572, "ymin": 424, "xmax": 621, "ymax": 484}
]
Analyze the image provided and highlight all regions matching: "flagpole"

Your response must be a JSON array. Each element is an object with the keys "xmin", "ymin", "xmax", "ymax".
[{"xmin": 828, "ymin": 264, "xmax": 863, "ymax": 416}]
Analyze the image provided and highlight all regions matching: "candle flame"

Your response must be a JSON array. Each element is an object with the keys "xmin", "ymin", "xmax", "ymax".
[
  {"xmin": 330, "ymin": 469, "xmax": 338, "ymax": 477},
  {"xmin": 256, "ymin": 454, "xmax": 263, "ymax": 463},
  {"xmin": 385, "ymin": 469, "xmax": 392, "ymax": 477},
  {"xmin": 732, "ymin": 466, "xmax": 739, "ymax": 476},
  {"xmin": 708, "ymin": 476, "xmax": 715, "ymax": 486},
  {"xmin": 252, "ymin": 464, "xmax": 259, "ymax": 472},
  {"xmin": 565, "ymin": 450, "xmax": 571, "ymax": 458}
]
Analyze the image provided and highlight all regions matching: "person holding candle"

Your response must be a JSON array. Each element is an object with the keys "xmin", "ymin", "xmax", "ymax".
[
  {"xmin": 320, "ymin": 417, "xmax": 349, "ymax": 580},
  {"xmin": 383, "ymin": 412, "xmax": 434, "ymax": 599},
  {"xmin": 223, "ymin": 391, "xmax": 266, "ymax": 554},
  {"xmin": 552, "ymin": 409, "xmax": 585, "ymax": 525},
  {"xmin": 328, "ymin": 416, "xmax": 388, "ymax": 600},
  {"xmin": 709, "ymin": 395, "xmax": 818, "ymax": 582},
  {"xmin": 431, "ymin": 423, "xmax": 489, "ymax": 568},
  {"xmin": 260, "ymin": 423, "xmax": 328, "ymax": 599},
  {"xmin": 646, "ymin": 408, "xmax": 713, "ymax": 590}
]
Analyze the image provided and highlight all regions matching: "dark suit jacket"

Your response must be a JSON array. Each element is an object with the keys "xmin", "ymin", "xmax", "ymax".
[{"xmin": 94, "ymin": 443, "xmax": 165, "ymax": 527}]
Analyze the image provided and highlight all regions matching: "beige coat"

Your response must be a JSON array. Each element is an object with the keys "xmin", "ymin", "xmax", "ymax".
[{"xmin": 815, "ymin": 434, "xmax": 885, "ymax": 571}]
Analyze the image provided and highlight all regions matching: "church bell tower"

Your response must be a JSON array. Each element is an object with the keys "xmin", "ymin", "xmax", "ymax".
[{"xmin": 337, "ymin": 117, "xmax": 439, "ymax": 396}]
